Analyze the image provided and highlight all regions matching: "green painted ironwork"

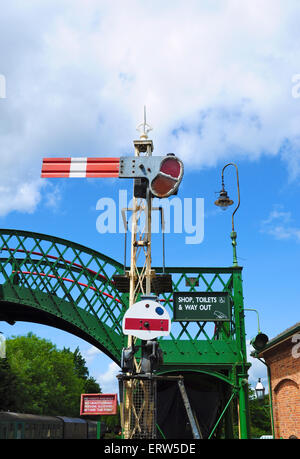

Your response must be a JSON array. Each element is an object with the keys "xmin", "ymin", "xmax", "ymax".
[
  {"xmin": 154, "ymin": 266, "xmax": 241, "ymax": 366},
  {"xmin": 0, "ymin": 229, "xmax": 125, "ymax": 363},
  {"xmin": 0, "ymin": 228, "xmax": 250, "ymax": 437}
]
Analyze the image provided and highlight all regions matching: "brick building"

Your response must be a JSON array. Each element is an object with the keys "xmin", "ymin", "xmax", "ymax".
[{"xmin": 258, "ymin": 322, "xmax": 300, "ymax": 439}]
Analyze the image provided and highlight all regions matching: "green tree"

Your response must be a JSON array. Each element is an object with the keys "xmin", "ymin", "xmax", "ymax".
[
  {"xmin": 220, "ymin": 387, "xmax": 272, "ymax": 438},
  {"xmin": 84, "ymin": 376, "xmax": 101, "ymax": 394},
  {"xmin": 102, "ymin": 404, "xmax": 121, "ymax": 433},
  {"xmin": 0, "ymin": 358, "xmax": 19, "ymax": 411},
  {"xmin": 63, "ymin": 346, "xmax": 101, "ymax": 394},
  {"xmin": 74, "ymin": 347, "xmax": 89, "ymax": 379},
  {"xmin": 4, "ymin": 333, "xmax": 85, "ymax": 416},
  {"xmin": 249, "ymin": 388, "xmax": 272, "ymax": 438}
]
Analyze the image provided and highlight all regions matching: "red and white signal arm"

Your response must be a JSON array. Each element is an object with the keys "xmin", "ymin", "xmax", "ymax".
[
  {"xmin": 122, "ymin": 299, "xmax": 171, "ymax": 340},
  {"xmin": 41, "ymin": 154, "xmax": 184, "ymax": 198}
]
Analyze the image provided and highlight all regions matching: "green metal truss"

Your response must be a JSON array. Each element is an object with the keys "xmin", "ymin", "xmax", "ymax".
[
  {"xmin": 0, "ymin": 228, "xmax": 247, "ymax": 369},
  {"xmin": 0, "ymin": 228, "xmax": 250, "ymax": 437},
  {"xmin": 0, "ymin": 229, "xmax": 126, "ymax": 362}
]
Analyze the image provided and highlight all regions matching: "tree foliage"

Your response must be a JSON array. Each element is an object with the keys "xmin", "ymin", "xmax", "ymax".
[
  {"xmin": 0, "ymin": 333, "xmax": 101, "ymax": 417},
  {"xmin": 62, "ymin": 346, "xmax": 101, "ymax": 394},
  {"xmin": 220, "ymin": 386, "xmax": 272, "ymax": 438},
  {"xmin": 0, "ymin": 358, "xmax": 18, "ymax": 411},
  {"xmin": 248, "ymin": 388, "xmax": 272, "ymax": 438},
  {"xmin": 1, "ymin": 333, "xmax": 271, "ymax": 437}
]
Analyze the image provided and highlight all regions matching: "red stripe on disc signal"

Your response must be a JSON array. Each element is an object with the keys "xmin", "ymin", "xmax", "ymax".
[
  {"xmin": 124, "ymin": 317, "xmax": 169, "ymax": 332},
  {"xmin": 41, "ymin": 157, "xmax": 120, "ymax": 178}
]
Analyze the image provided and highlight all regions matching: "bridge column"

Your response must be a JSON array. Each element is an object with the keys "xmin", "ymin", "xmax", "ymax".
[
  {"xmin": 233, "ymin": 268, "xmax": 251, "ymax": 439},
  {"xmin": 238, "ymin": 375, "xmax": 251, "ymax": 439}
]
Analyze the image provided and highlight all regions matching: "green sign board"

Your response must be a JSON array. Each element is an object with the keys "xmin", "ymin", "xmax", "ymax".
[{"xmin": 173, "ymin": 292, "xmax": 231, "ymax": 322}]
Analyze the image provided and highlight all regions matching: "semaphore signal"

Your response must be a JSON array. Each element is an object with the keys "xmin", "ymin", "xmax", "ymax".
[{"xmin": 40, "ymin": 107, "xmax": 184, "ymax": 439}]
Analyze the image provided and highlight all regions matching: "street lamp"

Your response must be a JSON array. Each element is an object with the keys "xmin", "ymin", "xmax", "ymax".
[
  {"xmin": 244, "ymin": 308, "xmax": 269, "ymax": 352},
  {"xmin": 215, "ymin": 163, "xmax": 240, "ymax": 266},
  {"xmin": 255, "ymin": 378, "xmax": 265, "ymax": 400}
]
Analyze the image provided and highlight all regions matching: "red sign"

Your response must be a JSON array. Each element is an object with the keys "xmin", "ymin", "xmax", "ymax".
[
  {"xmin": 124, "ymin": 317, "xmax": 169, "ymax": 332},
  {"xmin": 80, "ymin": 393, "xmax": 118, "ymax": 416}
]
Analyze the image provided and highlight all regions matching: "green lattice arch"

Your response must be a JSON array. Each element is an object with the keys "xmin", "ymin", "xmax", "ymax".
[
  {"xmin": 0, "ymin": 228, "xmax": 251, "ymax": 437},
  {"xmin": 0, "ymin": 229, "xmax": 126, "ymax": 362},
  {"xmin": 0, "ymin": 229, "xmax": 245, "ymax": 372}
]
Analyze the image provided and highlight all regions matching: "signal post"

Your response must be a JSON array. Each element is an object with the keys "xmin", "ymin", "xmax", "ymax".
[
  {"xmin": 42, "ymin": 109, "xmax": 184, "ymax": 439},
  {"xmin": 41, "ymin": 111, "xmax": 252, "ymax": 439},
  {"xmin": 118, "ymin": 117, "xmax": 182, "ymax": 439}
]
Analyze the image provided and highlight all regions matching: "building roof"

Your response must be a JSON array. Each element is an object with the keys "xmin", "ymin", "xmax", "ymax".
[{"xmin": 258, "ymin": 322, "xmax": 300, "ymax": 356}]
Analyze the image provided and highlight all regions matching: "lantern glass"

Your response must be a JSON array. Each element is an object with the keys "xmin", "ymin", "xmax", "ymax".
[{"xmin": 255, "ymin": 378, "xmax": 265, "ymax": 400}]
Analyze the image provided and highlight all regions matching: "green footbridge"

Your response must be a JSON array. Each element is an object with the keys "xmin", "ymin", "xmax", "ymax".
[{"xmin": 0, "ymin": 229, "xmax": 251, "ymax": 438}]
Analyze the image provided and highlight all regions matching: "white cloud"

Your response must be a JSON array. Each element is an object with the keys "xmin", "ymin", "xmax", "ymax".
[
  {"xmin": 97, "ymin": 361, "xmax": 119, "ymax": 394},
  {"xmin": 82, "ymin": 345, "xmax": 102, "ymax": 364},
  {"xmin": 0, "ymin": 180, "xmax": 45, "ymax": 216},
  {"xmin": 261, "ymin": 207, "xmax": 300, "ymax": 242},
  {"xmin": 81, "ymin": 347, "xmax": 120, "ymax": 393},
  {"xmin": 44, "ymin": 183, "xmax": 62, "ymax": 210},
  {"xmin": 1, "ymin": 1, "xmax": 300, "ymax": 215}
]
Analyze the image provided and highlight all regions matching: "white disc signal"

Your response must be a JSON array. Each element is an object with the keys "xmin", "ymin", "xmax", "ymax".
[{"xmin": 122, "ymin": 299, "xmax": 171, "ymax": 340}]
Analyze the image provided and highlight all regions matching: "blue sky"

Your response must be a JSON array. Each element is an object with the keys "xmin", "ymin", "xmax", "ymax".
[{"xmin": 1, "ymin": 0, "xmax": 300, "ymax": 396}]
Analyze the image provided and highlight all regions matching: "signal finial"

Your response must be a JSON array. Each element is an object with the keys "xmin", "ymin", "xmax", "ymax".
[{"xmin": 136, "ymin": 106, "xmax": 153, "ymax": 139}]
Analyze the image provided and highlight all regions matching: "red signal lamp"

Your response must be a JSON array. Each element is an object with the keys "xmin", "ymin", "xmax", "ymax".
[{"xmin": 151, "ymin": 154, "xmax": 183, "ymax": 198}]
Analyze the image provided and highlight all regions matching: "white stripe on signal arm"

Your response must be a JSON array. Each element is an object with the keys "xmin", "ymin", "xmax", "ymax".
[{"xmin": 69, "ymin": 157, "xmax": 87, "ymax": 177}]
